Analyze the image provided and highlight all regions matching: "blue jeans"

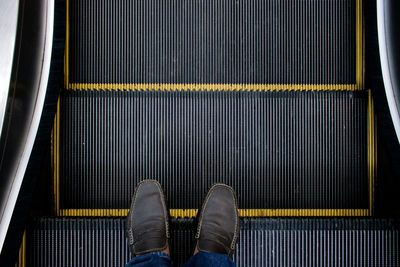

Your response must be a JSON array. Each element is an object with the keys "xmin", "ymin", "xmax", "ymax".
[{"xmin": 126, "ymin": 251, "xmax": 236, "ymax": 267}]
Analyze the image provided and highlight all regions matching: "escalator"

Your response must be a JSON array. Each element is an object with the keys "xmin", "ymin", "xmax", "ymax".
[{"xmin": 3, "ymin": 0, "xmax": 400, "ymax": 266}]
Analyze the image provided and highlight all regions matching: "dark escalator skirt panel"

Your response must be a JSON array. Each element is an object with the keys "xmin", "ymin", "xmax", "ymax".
[
  {"xmin": 68, "ymin": 0, "xmax": 357, "ymax": 84},
  {"xmin": 58, "ymin": 90, "xmax": 369, "ymax": 210},
  {"xmin": 27, "ymin": 218, "xmax": 399, "ymax": 266}
]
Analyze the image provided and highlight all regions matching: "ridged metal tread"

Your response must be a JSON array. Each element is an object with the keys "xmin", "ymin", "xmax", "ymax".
[
  {"xmin": 26, "ymin": 217, "xmax": 399, "ymax": 266},
  {"xmin": 56, "ymin": 90, "xmax": 370, "ymax": 212},
  {"xmin": 67, "ymin": 0, "xmax": 357, "ymax": 85}
]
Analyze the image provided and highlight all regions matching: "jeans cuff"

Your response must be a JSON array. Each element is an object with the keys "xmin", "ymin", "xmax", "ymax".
[{"xmin": 148, "ymin": 251, "xmax": 171, "ymax": 260}]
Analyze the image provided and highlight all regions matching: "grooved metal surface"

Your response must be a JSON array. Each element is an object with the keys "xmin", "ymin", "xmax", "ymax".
[
  {"xmin": 58, "ymin": 90, "xmax": 369, "ymax": 210},
  {"xmin": 27, "ymin": 218, "xmax": 400, "ymax": 267},
  {"xmin": 68, "ymin": 0, "xmax": 356, "ymax": 85}
]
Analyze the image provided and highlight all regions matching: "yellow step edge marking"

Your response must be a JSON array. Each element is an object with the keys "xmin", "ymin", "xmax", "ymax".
[
  {"xmin": 64, "ymin": 0, "xmax": 69, "ymax": 88},
  {"xmin": 367, "ymin": 90, "xmax": 376, "ymax": 215},
  {"xmin": 356, "ymin": 0, "xmax": 365, "ymax": 90},
  {"xmin": 60, "ymin": 208, "xmax": 370, "ymax": 217},
  {"xmin": 15, "ymin": 230, "xmax": 26, "ymax": 267},
  {"xmin": 52, "ymin": 98, "xmax": 61, "ymax": 216},
  {"xmin": 66, "ymin": 83, "xmax": 358, "ymax": 92}
]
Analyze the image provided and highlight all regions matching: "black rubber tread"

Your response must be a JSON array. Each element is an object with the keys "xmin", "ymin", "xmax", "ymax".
[
  {"xmin": 26, "ymin": 217, "xmax": 399, "ymax": 266},
  {"xmin": 59, "ymin": 90, "xmax": 369, "ymax": 210},
  {"xmin": 68, "ymin": 0, "xmax": 356, "ymax": 84}
]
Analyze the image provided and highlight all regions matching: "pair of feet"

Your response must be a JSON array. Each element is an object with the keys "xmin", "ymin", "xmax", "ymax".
[{"xmin": 126, "ymin": 180, "xmax": 239, "ymax": 258}]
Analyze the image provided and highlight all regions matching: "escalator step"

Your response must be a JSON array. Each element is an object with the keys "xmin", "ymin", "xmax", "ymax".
[
  {"xmin": 67, "ymin": 0, "xmax": 358, "ymax": 87},
  {"xmin": 27, "ymin": 218, "xmax": 399, "ymax": 266},
  {"xmin": 56, "ymin": 90, "xmax": 370, "ymax": 215}
]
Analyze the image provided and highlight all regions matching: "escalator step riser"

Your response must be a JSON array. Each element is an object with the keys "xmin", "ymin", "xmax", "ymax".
[
  {"xmin": 58, "ymin": 90, "xmax": 369, "ymax": 211},
  {"xmin": 27, "ymin": 218, "xmax": 399, "ymax": 267},
  {"xmin": 68, "ymin": 0, "xmax": 357, "ymax": 85}
]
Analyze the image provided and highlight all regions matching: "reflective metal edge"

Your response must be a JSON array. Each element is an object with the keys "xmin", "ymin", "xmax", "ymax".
[
  {"xmin": 377, "ymin": 0, "xmax": 400, "ymax": 143},
  {"xmin": 0, "ymin": 0, "xmax": 55, "ymax": 252},
  {"xmin": 0, "ymin": 0, "xmax": 19, "ymax": 136}
]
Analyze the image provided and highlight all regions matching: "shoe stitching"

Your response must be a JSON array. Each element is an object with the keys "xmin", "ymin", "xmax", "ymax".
[{"xmin": 227, "ymin": 186, "xmax": 239, "ymax": 250}]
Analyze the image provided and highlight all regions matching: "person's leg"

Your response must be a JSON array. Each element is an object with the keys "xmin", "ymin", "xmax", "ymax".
[
  {"xmin": 181, "ymin": 251, "xmax": 235, "ymax": 267},
  {"xmin": 125, "ymin": 252, "xmax": 172, "ymax": 267},
  {"xmin": 182, "ymin": 184, "xmax": 239, "ymax": 267},
  {"xmin": 125, "ymin": 180, "xmax": 173, "ymax": 267}
]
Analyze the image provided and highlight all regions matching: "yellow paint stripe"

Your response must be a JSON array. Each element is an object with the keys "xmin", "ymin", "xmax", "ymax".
[
  {"xmin": 60, "ymin": 208, "xmax": 370, "ymax": 217},
  {"xmin": 52, "ymin": 98, "xmax": 61, "ymax": 216},
  {"xmin": 367, "ymin": 90, "xmax": 376, "ymax": 215},
  {"xmin": 15, "ymin": 231, "xmax": 26, "ymax": 267},
  {"xmin": 66, "ymin": 83, "xmax": 358, "ymax": 92},
  {"xmin": 64, "ymin": 0, "xmax": 69, "ymax": 88},
  {"xmin": 356, "ymin": 0, "xmax": 365, "ymax": 90}
]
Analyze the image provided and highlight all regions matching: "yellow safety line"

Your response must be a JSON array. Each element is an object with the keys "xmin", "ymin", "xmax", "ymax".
[
  {"xmin": 52, "ymin": 98, "xmax": 61, "ymax": 216},
  {"xmin": 64, "ymin": 0, "xmax": 69, "ymax": 88},
  {"xmin": 59, "ymin": 208, "xmax": 370, "ymax": 217},
  {"xmin": 356, "ymin": 0, "xmax": 365, "ymax": 90},
  {"xmin": 367, "ymin": 90, "xmax": 376, "ymax": 215},
  {"xmin": 15, "ymin": 231, "xmax": 26, "ymax": 267},
  {"xmin": 66, "ymin": 83, "xmax": 357, "ymax": 92}
]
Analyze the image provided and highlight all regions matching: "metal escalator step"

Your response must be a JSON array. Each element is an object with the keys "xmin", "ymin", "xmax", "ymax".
[
  {"xmin": 55, "ymin": 90, "xmax": 371, "ymax": 215},
  {"xmin": 67, "ymin": 0, "xmax": 360, "ymax": 88},
  {"xmin": 26, "ymin": 218, "xmax": 399, "ymax": 266}
]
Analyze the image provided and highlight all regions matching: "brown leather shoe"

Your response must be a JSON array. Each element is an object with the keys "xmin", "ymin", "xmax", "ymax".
[
  {"xmin": 195, "ymin": 184, "xmax": 239, "ymax": 256},
  {"xmin": 126, "ymin": 180, "xmax": 170, "ymax": 256}
]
